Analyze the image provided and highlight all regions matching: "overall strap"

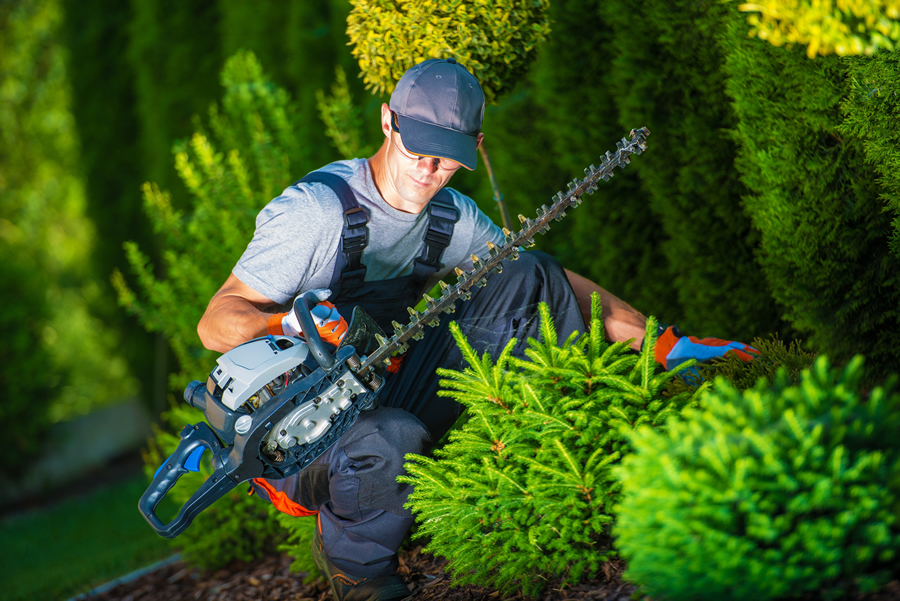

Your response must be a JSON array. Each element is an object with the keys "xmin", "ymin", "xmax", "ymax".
[
  {"xmin": 411, "ymin": 189, "xmax": 459, "ymax": 288},
  {"xmin": 294, "ymin": 172, "xmax": 368, "ymax": 291}
]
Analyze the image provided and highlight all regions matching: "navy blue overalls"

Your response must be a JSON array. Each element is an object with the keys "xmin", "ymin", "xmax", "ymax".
[{"xmin": 251, "ymin": 171, "xmax": 586, "ymax": 582}]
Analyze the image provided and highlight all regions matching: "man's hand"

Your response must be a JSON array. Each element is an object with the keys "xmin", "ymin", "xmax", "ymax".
[
  {"xmin": 267, "ymin": 289, "xmax": 348, "ymax": 346},
  {"xmin": 654, "ymin": 324, "xmax": 758, "ymax": 371}
]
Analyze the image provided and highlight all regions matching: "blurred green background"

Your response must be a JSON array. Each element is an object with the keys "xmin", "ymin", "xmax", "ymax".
[{"xmin": 2, "ymin": 0, "xmax": 899, "ymax": 598}]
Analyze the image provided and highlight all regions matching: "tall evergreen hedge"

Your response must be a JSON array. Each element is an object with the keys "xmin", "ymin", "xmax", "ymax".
[
  {"xmin": 721, "ymin": 15, "xmax": 900, "ymax": 376},
  {"xmin": 840, "ymin": 51, "xmax": 900, "ymax": 263},
  {"xmin": 601, "ymin": 0, "xmax": 782, "ymax": 341},
  {"xmin": 527, "ymin": 0, "xmax": 675, "ymax": 321}
]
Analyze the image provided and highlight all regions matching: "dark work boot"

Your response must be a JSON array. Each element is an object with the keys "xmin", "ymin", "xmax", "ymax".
[{"xmin": 312, "ymin": 528, "xmax": 411, "ymax": 601}]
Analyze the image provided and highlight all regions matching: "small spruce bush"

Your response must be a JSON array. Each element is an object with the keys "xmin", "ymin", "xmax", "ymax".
[
  {"xmin": 401, "ymin": 294, "xmax": 703, "ymax": 596},
  {"xmin": 615, "ymin": 355, "xmax": 900, "ymax": 601}
]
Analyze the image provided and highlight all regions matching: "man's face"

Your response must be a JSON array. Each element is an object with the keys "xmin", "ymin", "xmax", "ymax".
[
  {"xmin": 384, "ymin": 128, "xmax": 462, "ymax": 210},
  {"xmin": 374, "ymin": 104, "xmax": 483, "ymax": 213}
]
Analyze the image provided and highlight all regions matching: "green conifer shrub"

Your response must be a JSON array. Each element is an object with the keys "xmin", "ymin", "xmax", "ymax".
[
  {"xmin": 345, "ymin": 0, "xmax": 552, "ymax": 104},
  {"xmin": 401, "ymin": 294, "xmax": 703, "ymax": 596},
  {"xmin": 615, "ymin": 356, "xmax": 900, "ymax": 601},
  {"xmin": 840, "ymin": 51, "xmax": 900, "ymax": 264},
  {"xmin": 721, "ymin": 12, "xmax": 900, "ymax": 377},
  {"xmin": 116, "ymin": 51, "xmax": 303, "ymax": 567},
  {"xmin": 600, "ymin": 0, "xmax": 782, "ymax": 341},
  {"xmin": 526, "ymin": 0, "xmax": 676, "ymax": 321}
]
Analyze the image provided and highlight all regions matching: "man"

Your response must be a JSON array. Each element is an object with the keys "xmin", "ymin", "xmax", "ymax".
[{"xmin": 198, "ymin": 58, "xmax": 754, "ymax": 601}]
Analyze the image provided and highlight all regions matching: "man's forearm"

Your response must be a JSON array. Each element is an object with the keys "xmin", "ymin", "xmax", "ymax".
[
  {"xmin": 197, "ymin": 295, "xmax": 272, "ymax": 353},
  {"xmin": 564, "ymin": 269, "xmax": 646, "ymax": 351}
]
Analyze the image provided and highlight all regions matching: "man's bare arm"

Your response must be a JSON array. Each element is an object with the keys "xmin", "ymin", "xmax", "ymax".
[
  {"xmin": 198, "ymin": 274, "xmax": 278, "ymax": 353},
  {"xmin": 564, "ymin": 269, "xmax": 647, "ymax": 351}
]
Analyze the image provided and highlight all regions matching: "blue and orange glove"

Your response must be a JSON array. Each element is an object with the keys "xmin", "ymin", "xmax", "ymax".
[
  {"xmin": 267, "ymin": 290, "xmax": 348, "ymax": 347},
  {"xmin": 654, "ymin": 323, "xmax": 758, "ymax": 372}
]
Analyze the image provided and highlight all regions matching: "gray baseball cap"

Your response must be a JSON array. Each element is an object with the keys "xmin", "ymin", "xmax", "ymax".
[{"xmin": 389, "ymin": 58, "xmax": 485, "ymax": 171}]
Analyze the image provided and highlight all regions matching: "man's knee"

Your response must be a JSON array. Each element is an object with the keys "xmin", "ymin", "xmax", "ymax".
[{"xmin": 335, "ymin": 407, "xmax": 429, "ymax": 516}]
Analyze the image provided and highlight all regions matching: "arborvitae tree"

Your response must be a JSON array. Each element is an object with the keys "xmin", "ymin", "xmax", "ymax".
[
  {"xmin": 840, "ymin": 51, "xmax": 900, "ymax": 263},
  {"xmin": 600, "ymin": 0, "xmax": 782, "ymax": 341},
  {"xmin": 0, "ymin": 0, "xmax": 136, "ymax": 424},
  {"xmin": 218, "ymin": 0, "xmax": 370, "ymax": 170},
  {"xmin": 118, "ymin": 51, "xmax": 300, "ymax": 565},
  {"xmin": 401, "ymin": 295, "xmax": 703, "ymax": 596},
  {"xmin": 720, "ymin": 13, "xmax": 900, "ymax": 377},
  {"xmin": 126, "ymin": 0, "xmax": 221, "ymax": 198},
  {"xmin": 61, "ymin": 0, "xmax": 159, "ymax": 408},
  {"xmin": 615, "ymin": 356, "xmax": 900, "ymax": 600},
  {"xmin": 526, "ymin": 0, "xmax": 674, "ymax": 320}
]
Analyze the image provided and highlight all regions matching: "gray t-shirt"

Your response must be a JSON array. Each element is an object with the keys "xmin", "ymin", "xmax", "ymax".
[{"xmin": 233, "ymin": 158, "xmax": 505, "ymax": 304}]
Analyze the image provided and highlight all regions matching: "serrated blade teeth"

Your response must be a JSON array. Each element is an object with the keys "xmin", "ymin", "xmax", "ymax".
[
  {"xmin": 392, "ymin": 320, "xmax": 404, "ymax": 335},
  {"xmin": 383, "ymin": 357, "xmax": 393, "ymax": 366},
  {"xmin": 375, "ymin": 334, "xmax": 387, "ymax": 346},
  {"xmin": 454, "ymin": 267, "xmax": 465, "ymax": 277},
  {"xmin": 502, "ymin": 227, "xmax": 512, "ymax": 240},
  {"xmin": 439, "ymin": 280, "xmax": 449, "ymax": 290},
  {"xmin": 397, "ymin": 342, "xmax": 409, "ymax": 354},
  {"xmin": 411, "ymin": 329, "xmax": 424, "ymax": 341},
  {"xmin": 518, "ymin": 214, "xmax": 528, "ymax": 224},
  {"xmin": 407, "ymin": 307, "xmax": 419, "ymax": 318},
  {"xmin": 427, "ymin": 318, "xmax": 440, "ymax": 327},
  {"xmin": 443, "ymin": 303, "xmax": 456, "ymax": 314}
]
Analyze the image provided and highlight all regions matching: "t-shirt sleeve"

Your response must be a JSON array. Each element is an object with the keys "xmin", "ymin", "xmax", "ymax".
[{"xmin": 232, "ymin": 185, "xmax": 343, "ymax": 304}]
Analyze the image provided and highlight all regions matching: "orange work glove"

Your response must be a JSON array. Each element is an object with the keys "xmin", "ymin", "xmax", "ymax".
[{"xmin": 267, "ymin": 299, "xmax": 348, "ymax": 347}]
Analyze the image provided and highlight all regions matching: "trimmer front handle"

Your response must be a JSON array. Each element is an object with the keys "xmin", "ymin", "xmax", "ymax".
[{"xmin": 138, "ymin": 421, "xmax": 237, "ymax": 538}]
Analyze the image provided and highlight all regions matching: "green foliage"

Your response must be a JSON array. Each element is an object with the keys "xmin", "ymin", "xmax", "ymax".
[
  {"xmin": 527, "ymin": 0, "xmax": 675, "ymax": 320},
  {"xmin": 346, "ymin": 0, "xmax": 551, "ymax": 104},
  {"xmin": 114, "ymin": 50, "xmax": 302, "ymax": 381},
  {"xmin": 118, "ymin": 51, "xmax": 304, "ymax": 564},
  {"xmin": 721, "ymin": 14, "xmax": 900, "ymax": 377},
  {"xmin": 600, "ymin": 0, "xmax": 782, "ymax": 341},
  {"xmin": 665, "ymin": 335, "xmax": 817, "ymax": 397},
  {"xmin": 401, "ymin": 294, "xmax": 703, "ymax": 596},
  {"xmin": 738, "ymin": 0, "xmax": 900, "ymax": 57},
  {"xmin": 61, "ymin": 0, "xmax": 158, "ymax": 409},
  {"xmin": 0, "ymin": 0, "xmax": 137, "ymax": 425},
  {"xmin": 0, "ymin": 244, "xmax": 57, "ymax": 477},
  {"xmin": 841, "ymin": 51, "xmax": 900, "ymax": 263},
  {"xmin": 615, "ymin": 356, "xmax": 900, "ymax": 600},
  {"xmin": 274, "ymin": 512, "xmax": 321, "ymax": 583},
  {"xmin": 126, "ymin": 0, "xmax": 221, "ymax": 194},
  {"xmin": 316, "ymin": 66, "xmax": 378, "ymax": 160}
]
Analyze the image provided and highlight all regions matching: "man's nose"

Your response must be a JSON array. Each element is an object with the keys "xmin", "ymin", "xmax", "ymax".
[{"xmin": 415, "ymin": 157, "xmax": 438, "ymax": 175}]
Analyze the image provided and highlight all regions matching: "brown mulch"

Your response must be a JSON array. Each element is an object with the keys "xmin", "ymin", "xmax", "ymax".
[
  {"xmin": 80, "ymin": 545, "xmax": 900, "ymax": 601},
  {"xmin": 83, "ymin": 546, "xmax": 638, "ymax": 601}
]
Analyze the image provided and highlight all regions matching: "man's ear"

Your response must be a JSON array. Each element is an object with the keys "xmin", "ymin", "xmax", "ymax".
[
  {"xmin": 380, "ymin": 103, "xmax": 392, "ymax": 138},
  {"xmin": 475, "ymin": 132, "xmax": 484, "ymax": 149}
]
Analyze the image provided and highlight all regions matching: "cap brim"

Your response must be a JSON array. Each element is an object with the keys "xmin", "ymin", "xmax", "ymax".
[{"xmin": 396, "ymin": 114, "xmax": 478, "ymax": 171}]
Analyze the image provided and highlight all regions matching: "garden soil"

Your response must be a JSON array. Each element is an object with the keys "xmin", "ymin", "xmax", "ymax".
[{"xmin": 83, "ymin": 546, "xmax": 900, "ymax": 601}]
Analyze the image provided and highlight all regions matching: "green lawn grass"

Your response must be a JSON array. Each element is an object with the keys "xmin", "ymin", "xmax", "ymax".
[{"xmin": 0, "ymin": 474, "xmax": 172, "ymax": 601}]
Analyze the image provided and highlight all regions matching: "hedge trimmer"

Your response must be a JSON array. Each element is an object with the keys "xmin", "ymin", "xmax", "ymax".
[{"xmin": 138, "ymin": 127, "xmax": 650, "ymax": 538}]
